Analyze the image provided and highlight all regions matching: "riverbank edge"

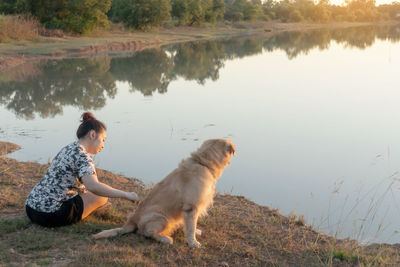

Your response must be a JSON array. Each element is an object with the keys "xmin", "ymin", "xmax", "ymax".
[
  {"xmin": 1, "ymin": 20, "xmax": 399, "ymax": 72},
  {"xmin": 1, "ymin": 140, "xmax": 400, "ymax": 266}
]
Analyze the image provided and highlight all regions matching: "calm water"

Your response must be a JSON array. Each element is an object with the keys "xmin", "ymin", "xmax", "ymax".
[{"xmin": 1, "ymin": 25, "xmax": 400, "ymax": 244}]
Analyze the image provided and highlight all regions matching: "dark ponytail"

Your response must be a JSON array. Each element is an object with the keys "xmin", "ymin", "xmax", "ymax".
[{"xmin": 76, "ymin": 112, "xmax": 106, "ymax": 139}]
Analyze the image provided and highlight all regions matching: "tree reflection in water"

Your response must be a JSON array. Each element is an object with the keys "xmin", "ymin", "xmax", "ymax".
[
  {"xmin": 0, "ymin": 57, "xmax": 116, "ymax": 119},
  {"xmin": 110, "ymin": 49, "xmax": 173, "ymax": 96},
  {"xmin": 1, "ymin": 24, "xmax": 399, "ymax": 119}
]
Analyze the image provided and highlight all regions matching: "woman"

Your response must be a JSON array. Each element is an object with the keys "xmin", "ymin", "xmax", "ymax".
[{"xmin": 26, "ymin": 112, "xmax": 139, "ymax": 227}]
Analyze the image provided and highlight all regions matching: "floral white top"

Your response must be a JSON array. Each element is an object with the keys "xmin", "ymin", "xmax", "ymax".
[{"xmin": 26, "ymin": 141, "xmax": 96, "ymax": 213}]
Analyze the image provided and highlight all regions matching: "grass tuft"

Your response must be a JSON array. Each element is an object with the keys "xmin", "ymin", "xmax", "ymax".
[
  {"xmin": 0, "ymin": 217, "xmax": 30, "ymax": 235},
  {"xmin": 0, "ymin": 15, "xmax": 40, "ymax": 42}
]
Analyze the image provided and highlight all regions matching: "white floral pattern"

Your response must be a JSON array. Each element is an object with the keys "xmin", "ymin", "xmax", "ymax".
[{"xmin": 26, "ymin": 141, "xmax": 96, "ymax": 213}]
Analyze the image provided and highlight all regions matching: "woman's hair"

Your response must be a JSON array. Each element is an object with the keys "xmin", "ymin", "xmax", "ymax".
[{"xmin": 76, "ymin": 112, "xmax": 106, "ymax": 139}]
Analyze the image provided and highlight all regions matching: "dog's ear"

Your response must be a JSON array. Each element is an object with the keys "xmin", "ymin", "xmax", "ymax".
[{"xmin": 227, "ymin": 143, "xmax": 236, "ymax": 155}]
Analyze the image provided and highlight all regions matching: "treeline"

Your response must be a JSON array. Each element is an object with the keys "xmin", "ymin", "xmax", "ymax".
[
  {"xmin": 1, "ymin": 25, "xmax": 399, "ymax": 119},
  {"xmin": 0, "ymin": 0, "xmax": 399, "ymax": 33},
  {"xmin": 1, "ymin": 0, "xmax": 400, "ymax": 33}
]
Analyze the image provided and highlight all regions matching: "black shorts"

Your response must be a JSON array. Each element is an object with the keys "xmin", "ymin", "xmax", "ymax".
[{"xmin": 26, "ymin": 195, "xmax": 84, "ymax": 227}]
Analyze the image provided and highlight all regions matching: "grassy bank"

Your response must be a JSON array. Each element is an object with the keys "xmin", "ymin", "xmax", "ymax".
[
  {"xmin": 1, "ymin": 141, "xmax": 400, "ymax": 266},
  {"xmin": 0, "ymin": 20, "xmax": 399, "ymax": 72}
]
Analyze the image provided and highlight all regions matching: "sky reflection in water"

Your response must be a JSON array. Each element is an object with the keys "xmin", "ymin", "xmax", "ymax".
[{"xmin": 1, "ymin": 25, "xmax": 400, "ymax": 243}]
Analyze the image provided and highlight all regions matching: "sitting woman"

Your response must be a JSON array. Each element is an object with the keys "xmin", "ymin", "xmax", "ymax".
[{"xmin": 26, "ymin": 112, "xmax": 138, "ymax": 227}]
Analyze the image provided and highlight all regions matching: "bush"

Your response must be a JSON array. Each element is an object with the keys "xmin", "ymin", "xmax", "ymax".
[
  {"xmin": 0, "ymin": 0, "xmax": 30, "ymax": 14},
  {"xmin": 31, "ymin": 0, "xmax": 111, "ymax": 34},
  {"xmin": 122, "ymin": 0, "xmax": 171, "ymax": 30},
  {"xmin": 108, "ymin": 0, "xmax": 134, "ymax": 23},
  {"xmin": 0, "ymin": 15, "xmax": 40, "ymax": 42},
  {"xmin": 224, "ymin": 0, "xmax": 261, "ymax": 21},
  {"xmin": 289, "ymin": 10, "xmax": 303, "ymax": 22},
  {"xmin": 171, "ymin": 0, "xmax": 225, "ymax": 26}
]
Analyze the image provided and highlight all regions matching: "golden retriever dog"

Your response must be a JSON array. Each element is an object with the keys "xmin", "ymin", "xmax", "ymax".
[{"xmin": 92, "ymin": 138, "xmax": 236, "ymax": 247}]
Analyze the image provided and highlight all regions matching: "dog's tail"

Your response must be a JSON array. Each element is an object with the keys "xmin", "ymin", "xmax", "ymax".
[{"xmin": 92, "ymin": 222, "xmax": 138, "ymax": 240}]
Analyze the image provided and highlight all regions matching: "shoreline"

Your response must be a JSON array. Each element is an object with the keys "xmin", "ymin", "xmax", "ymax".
[
  {"xmin": 2, "ymin": 21, "xmax": 400, "ymax": 264},
  {"xmin": 1, "ymin": 20, "xmax": 399, "ymax": 72},
  {"xmin": 1, "ymin": 140, "xmax": 400, "ymax": 265}
]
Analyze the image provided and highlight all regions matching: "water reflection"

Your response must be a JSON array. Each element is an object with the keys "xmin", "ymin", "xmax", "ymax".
[
  {"xmin": 0, "ymin": 58, "xmax": 116, "ymax": 119},
  {"xmin": 170, "ymin": 41, "xmax": 225, "ymax": 84},
  {"xmin": 263, "ymin": 25, "xmax": 400, "ymax": 59},
  {"xmin": 1, "ymin": 24, "xmax": 399, "ymax": 119},
  {"xmin": 110, "ymin": 49, "xmax": 172, "ymax": 95}
]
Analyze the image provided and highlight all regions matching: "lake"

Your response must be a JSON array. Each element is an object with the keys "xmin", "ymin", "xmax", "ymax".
[{"xmin": 1, "ymin": 25, "xmax": 400, "ymax": 244}]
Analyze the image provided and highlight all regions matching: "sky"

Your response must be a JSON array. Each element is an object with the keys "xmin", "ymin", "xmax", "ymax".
[{"xmin": 329, "ymin": 0, "xmax": 397, "ymax": 5}]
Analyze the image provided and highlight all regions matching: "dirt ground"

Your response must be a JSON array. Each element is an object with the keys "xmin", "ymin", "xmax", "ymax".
[{"xmin": 1, "ymin": 141, "xmax": 400, "ymax": 266}]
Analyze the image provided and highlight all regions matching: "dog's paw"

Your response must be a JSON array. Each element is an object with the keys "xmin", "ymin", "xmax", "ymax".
[
  {"xmin": 91, "ymin": 233, "xmax": 102, "ymax": 240},
  {"xmin": 187, "ymin": 239, "xmax": 201, "ymax": 248},
  {"xmin": 156, "ymin": 235, "xmax": 173, "ymax": 245},
  {"xmin": 195, "ymin": 229, "xmax": 202, "ymax": 236}
]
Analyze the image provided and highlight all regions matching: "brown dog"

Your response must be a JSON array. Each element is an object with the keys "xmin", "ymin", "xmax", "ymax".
[{"xmin": 92, "ymin": 138, "xmax": 236, "ymax": 247}]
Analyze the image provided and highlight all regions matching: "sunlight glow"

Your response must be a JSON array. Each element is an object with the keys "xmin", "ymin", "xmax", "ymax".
[{"xmin": 329, "ymin": 0, "xmax": 398, "ymax": 5}]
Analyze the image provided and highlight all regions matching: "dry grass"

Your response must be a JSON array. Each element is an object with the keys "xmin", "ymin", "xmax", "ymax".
[
  {"xmin": 0, "ymin": 15, "xmax": 40, "ymax": 42},
  {"xmin": 1, "ymin": 141, "xmax": 400, "ymax": 266}
]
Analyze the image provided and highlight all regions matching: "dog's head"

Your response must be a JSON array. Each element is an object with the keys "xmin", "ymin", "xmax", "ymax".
[{"xmin": 195, "ymin": 138, "xmax": 236, "ymax": 174}]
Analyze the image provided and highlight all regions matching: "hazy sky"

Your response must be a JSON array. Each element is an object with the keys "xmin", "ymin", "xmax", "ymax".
[{"xmin": 329, "ymin": 0, "xmax": 397, "ymax": 5}]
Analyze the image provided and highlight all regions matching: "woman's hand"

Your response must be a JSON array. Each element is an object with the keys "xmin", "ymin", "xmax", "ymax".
[
  {"xmin": 82, "ymin": 174, "xmax": 139, "ymax": 201},
  {"xmin": 125, "ymin": 191, "xmax": 139, "ymax": 202}
]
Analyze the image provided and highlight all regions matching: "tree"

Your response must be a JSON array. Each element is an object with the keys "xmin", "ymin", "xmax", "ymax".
[
  {"xmin": 289, "ymin": 9, "xmax": 303, "ymax": 22},
  {"xmin": 171, "ymin": 0, "xmax": 191, "ymax": 25},
  {"xmin": 107, "ymin": 0, "xmax": 132, "ymax": 22},
  {"xmin": 0, "ymin": 0, "xmax": 30, "ymax": 14},
  {"xmin": 125, "ymin": 0, "xmax": 171, "ymax": 29},
  {"xmin": 205, "ymin": 0, "xmax": 226, "ymax": 23},
  {"xmin": 30, "ymin": 0, "xmax": 111, "ymax": 33},
  {"xmin": 171, "ymin": 0, "xmax": 225, "ymax": 26},
  {"xmin": 309, "ymin": 4, "xmax": 330, "ymax": 22},
  {"xmin": 224, "ymin": 0, "xmax": 262, "ymax": 21}
]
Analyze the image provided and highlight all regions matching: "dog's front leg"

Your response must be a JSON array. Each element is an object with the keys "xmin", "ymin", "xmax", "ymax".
[{"xmin": 182, "ymin": 204, "xmax": 201, "ymax": 248}]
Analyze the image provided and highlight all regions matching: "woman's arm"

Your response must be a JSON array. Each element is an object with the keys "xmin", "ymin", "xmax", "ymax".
[{"xmin": 81, "ymin": 174, "xmax": 138, "ymax": 201}]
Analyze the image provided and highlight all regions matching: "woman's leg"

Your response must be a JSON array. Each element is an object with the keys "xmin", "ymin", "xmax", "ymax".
[{"xmin": 79, "ymin": 191, "xmax": 108, "ymax": 219}]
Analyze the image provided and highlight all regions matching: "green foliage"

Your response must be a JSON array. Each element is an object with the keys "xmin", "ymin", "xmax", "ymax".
[
  {"xmin": 171, "ymin": 0, "xmax": 190, "ymax": 25},
  {"xmin": 2, "ymin": 0, "xmax": 400, "ymax": 31},
  {"xmin": 0, "ymin": 0, "xmax": 30, "ymax": 14},
  {"xmin": 260, "ymin": 0, "xmax": 399, "ymax": 23},
  {"xmin": 310, "ymin": 4, "xmax": 331, "ymax": 22},
  {"xmin": 378, "ymin": 2, "xmax": 400, "ymax": 20},
  {"xmin": 117, "ymin": 0, "xmax": 172, "ymax": 30},
  {"xmin": 208, "ymin": 0, "xmax": 226, "ymax": 23},
  {"xmin": 332, "ymin": 250, "xmax": 361, "ymax": 264},
  {"xmin": 30, "ymin": 0, "xmax": 111, "ymax": 33},
  {"xmin": 225, "ymin": 0, "xmax": 262, "ymax": 21},
  {"xmin": 171, "ymin": 0, "xmax": 225, "ymax": 26},
  {"xmin": 289, "ymin": 9, "xmax": 303, "ymax": 22}
]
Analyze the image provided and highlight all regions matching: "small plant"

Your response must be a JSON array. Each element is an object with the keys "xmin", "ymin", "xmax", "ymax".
[{"xmin": 332, "ymin": 249, "xmax": 362, "ymax": 264}]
